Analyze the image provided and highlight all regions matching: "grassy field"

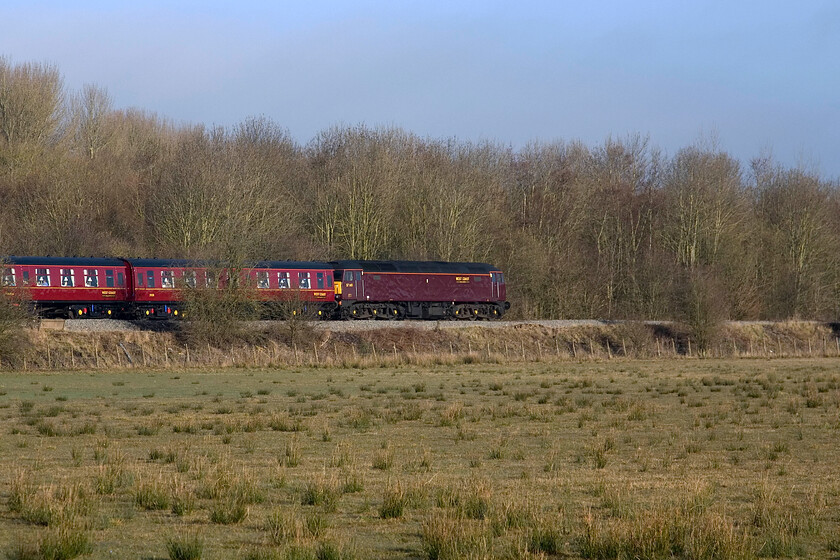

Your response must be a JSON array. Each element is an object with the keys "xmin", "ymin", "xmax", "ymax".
[{"xmin": 1, "ymin": 358, "xmax": 839, "ymax": 559}]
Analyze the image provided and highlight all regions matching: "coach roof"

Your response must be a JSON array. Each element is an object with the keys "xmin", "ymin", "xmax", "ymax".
[
  {"xmin": 124, "ymin": 258, "xmax": 332, "ymax": 270},
  {"xmin": 3, "ymin": 256, "xmax": 127, "ymax": 267}
]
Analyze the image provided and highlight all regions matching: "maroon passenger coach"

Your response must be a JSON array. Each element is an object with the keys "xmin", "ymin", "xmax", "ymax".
[
  {"xmin": 331, "ymin": 260, "xmax": 508, "ymax": 320},
  {"xmin": 1, "ymin": 256, "xmax": 131, "ymax": 318},
  {"xmin": 127, "ymin": 259, "xmax": 337, "ymax": 319}
]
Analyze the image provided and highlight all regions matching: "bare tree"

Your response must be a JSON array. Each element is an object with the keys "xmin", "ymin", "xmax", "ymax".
[
  {"xmin": 0, "ymin": 58, "xmax": 66, "ymax": 178},
  {"xmin": 70, "ymin": 84, "xmax": 114, "ymax": 160}
]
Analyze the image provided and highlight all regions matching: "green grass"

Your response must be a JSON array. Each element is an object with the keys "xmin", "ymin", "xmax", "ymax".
[{"xmin": 0, "ymin": 359, "xmax": 839, "ymax": 557}]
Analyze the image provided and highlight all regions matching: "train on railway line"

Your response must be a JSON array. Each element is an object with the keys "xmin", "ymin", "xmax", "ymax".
[{"xmin": 0, "ymin": 256, "xmax": 509, "ymax": 321}]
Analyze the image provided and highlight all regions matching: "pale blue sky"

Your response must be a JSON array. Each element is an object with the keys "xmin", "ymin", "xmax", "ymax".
[{"xmin": 2, "ymin": 1, "xmax": 838, "ymax": 177}]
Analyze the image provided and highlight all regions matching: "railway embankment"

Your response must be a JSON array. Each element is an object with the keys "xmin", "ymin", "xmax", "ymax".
[{"xmin": 1, "ymin": 319, "xmax": 838, "ymax": 371}]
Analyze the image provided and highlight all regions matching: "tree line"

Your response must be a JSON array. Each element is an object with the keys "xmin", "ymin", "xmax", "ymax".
[{"xmin": 1, "ymin": 58, "xmax": 839, "ymax": 321}]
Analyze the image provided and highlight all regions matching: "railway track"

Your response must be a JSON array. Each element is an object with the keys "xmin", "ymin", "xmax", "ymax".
[{"xmin": 54, "ymin": 318, "xmax": 634, "ymax": 333}]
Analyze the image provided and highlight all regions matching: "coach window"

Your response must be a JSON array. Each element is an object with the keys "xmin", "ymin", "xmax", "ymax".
[
  {"xmin": 325, "ymin": 274, "xmax": 332, "ymax": 288},
  {"xmin": 298, "ymin": 272, "xmax": 311, "ymax": 289},
  {"xmin": 61, "ymin": 269, "xmax": 74, "ymax": 287},
  {"xmin": 117, "ymin": 272, "xmax": 125, "ymax": 288},
  {"xmin": 36, "ymin": 269, "xmax": 50, "ymax": 287},
  {"xmin": 257, "ymin": 271, "xmax": 270, "ymax": 289},
  {"xmin": 105, "ymin": 270, "xmax": 115, "ymax": 288},
  {"xmin": 316, "ymin": 272, "xmax": 325, "ymax": 289},
  {"xmin": 205, "ymin": 271, "xmax": 215, "ymax": 288},
  {"xmin": 84, "ymin": 269, "xmax": 99, "ymax": 287},
  {"xmin": 161, "ymin": 270, "xmax": 174, "ymax": 288},
  {"xmin": 147, "ymin": 271, "xmax": 156, "ymax": 289},
  {"xmin": 136, "ymin": 272, "xmax": 144, "ymax": 287},
  {"xmin": 278, "ymin": 272, "xmax": 290, "ymax": 289},
  {"xmin": 1, "ymin": 267, "xmax": 14, "ymax": 287},
  {"xmin": 22, "ymin": 271, "xmax": 30, "ymax": 286},
  {"xmin": 184, "ymin": 270, "xmax": 196, "ymax": 288}
]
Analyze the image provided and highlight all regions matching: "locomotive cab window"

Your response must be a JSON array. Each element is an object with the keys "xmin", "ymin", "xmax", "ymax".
[
  {"xmin": 146, "ymin": 271, "xmax": 155, "ymax": 289},
  {"xmin": 343, "ymin": 271, "xmax": 353, "ymax": 284},
  {"xmin": 257, "ymin": 271, "xmax": 270, "ymax": 289},
  {"xmin": 105, "ymin": 269, "xmax": 115, "ymax": 288},
  {"xmin": 84, "ymin": 269, "xmax": 99, "ymax": 287},
  {"xmin": 298, "ymin": 272, "xmax": 311, "ymax": 289},
  {"xmin": 278, "ymin": 272, "xmax": 290, "ymax": 289},
  {"xmin": 60, "ymin": 269, "xmax": 74, "ymax": 287},
  {"xmin": 36, "ymin": 269, "xmax": 50, "ymax": 287},
  {"xmin": 1, "ymin": 268, "xmax": 15, "ymax": 287},
  {"xmin": 161, "ymin": 270, "xmax": 174, "ymax": 288}
]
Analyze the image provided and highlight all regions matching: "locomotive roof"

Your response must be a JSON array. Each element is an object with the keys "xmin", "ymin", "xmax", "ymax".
[
  {"xmin": 330, "ymin": 260, "xmax": 498, "ymax": 274},
  {"xmin": 125, "ymin": 258, "xmax": 332, "ymax": 270},
  {"xmin": 2, "ymin": 256, "xmax": 127, "ymax": 266}
]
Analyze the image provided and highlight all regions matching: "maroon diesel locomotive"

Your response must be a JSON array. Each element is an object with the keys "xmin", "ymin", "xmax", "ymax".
[
  {"xmin": 332, "ymin": 260, "xmax": 508, "ymax": 320},
  {"xmin": 2, "ymin": 256, "xmax": 509, "ymax": 320}
]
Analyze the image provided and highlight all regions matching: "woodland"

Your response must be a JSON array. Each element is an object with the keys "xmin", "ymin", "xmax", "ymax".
[{"xmin": 2, "ymin": 59, "xmax": 839, "ymax": 321}]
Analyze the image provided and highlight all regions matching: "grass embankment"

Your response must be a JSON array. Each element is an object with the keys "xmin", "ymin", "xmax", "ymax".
[
  {"xmin": 5, "ymin": 320, "xmax": 840, "ymax": 371},
  {"xmin": 0, "ymin": 359, "xmax": 839, "ymax": 558}
]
